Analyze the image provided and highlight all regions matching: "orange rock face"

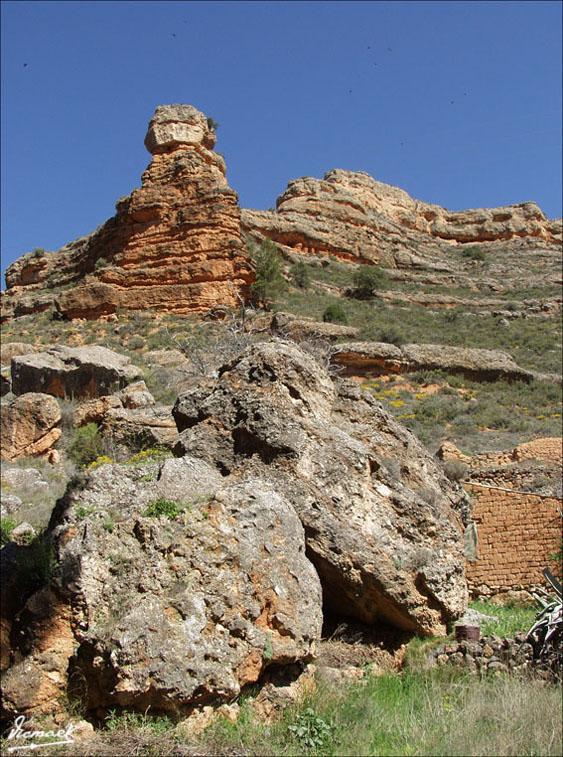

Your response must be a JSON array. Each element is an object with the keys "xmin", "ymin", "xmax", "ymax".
[
  {"xmin": 242, "ymin": 169, "xmax": 562, "ymax": 265},
  {"xmin": 3, "ymin": 105, "xmax": 253, "ymax": 320}
]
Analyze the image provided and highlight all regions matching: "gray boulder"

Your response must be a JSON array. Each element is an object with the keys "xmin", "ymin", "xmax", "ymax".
[
  {"xmin": 2, "ymin": 458, "xmax": 321, "ymax": 717},
  {"xmin": 173, "ymin": 340, "xmax": 468, "ymax": 636},
  {"xmin": 11, "ymin": 345, "xmax": 142, "ymax": 399}
]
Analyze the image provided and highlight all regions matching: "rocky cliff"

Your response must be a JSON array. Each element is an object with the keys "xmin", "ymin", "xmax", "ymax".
[
  {"xmin": 242, "ymin": 169, "xmax": 562, "ymax": 267},
  {"xmin": 2, "ymin": 105, "xmax": 253, "ymax": 320},
  {"xmin": 2, "ymin": 105, "xmax": 561, "ymax": 321}
]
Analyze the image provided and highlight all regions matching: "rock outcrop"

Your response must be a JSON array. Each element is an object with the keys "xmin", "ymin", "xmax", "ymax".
[
  {"xmin": 1, "ymin": 460, "xmax": 322, "ymax": 717},
  {"xmin": 2, "ymin": 105, "xmax": 253, "ymax": 320},
  {"xmin": 3, "ymin": 106, "xmax": 561, "ymax": 322},
  {"xmin": 11, "ymin": 345, "xmax": 142, "ymax": 399},
  {"xmin": 330, "ymin": 342, "xmax": 534, "ymax": 382},
  {"xmin": 242, "ymin": 169, "xmax": 562, "ymax": 267},
  {"xmin": 1, "ymin": 393, "xmax": 62, "ymax": 460},
  {"xmin": 1, "ymin": 341, "xmax": 467, "ymax": 720},
  {"xmin": 171, "ymin": 341, "xmax": 468, "ymax": 635}
]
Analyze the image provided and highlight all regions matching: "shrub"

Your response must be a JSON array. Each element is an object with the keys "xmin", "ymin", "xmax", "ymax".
[
  {"xmin": 290, "ymin": 261, "xmax": 311, "ymax": 289},
  {"xmin": 69, "ymin": 423, "xmax": 105, "ymax": 468},
  {"xmin": 378, "ymin": 326, "xmax": 405, "ymax": 346},
  {"xmin": 16, "ymin": 534, "xmax": 56, "ymax": 597},
  {"xmin": 461, "ymin": 246, "xmax": 486, "ymax": 261},
  {"xmin": 352, "ymin": 264, "xmax": 389, "ymax": 298},
  {"xmin": 206, "ymin": 116, "xmax": 219, "ymax": 131},
  {"xmin": 143, "ymin": 497, "xmax": 182, "ymax": 519},
  {"xmin": 322, "ymin": 303, "xmax": 348, "ymax": 324},
  {"xmin": 443, "ymin": 460, "xmax": 469, "ymax": 481},
  {"xmin": 250, "ymin": 239, "xmax": 287, "ymax": 309},
  {"xmin": 1, "ymin": 517, "xmax": 16, "ymax": 546}
]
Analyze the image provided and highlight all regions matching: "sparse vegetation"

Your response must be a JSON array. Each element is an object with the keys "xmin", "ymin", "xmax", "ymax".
[
  {"xmin": 143, "ymin": 497, "xmax": 185, "ymax": 519},
  {"xmin": 68, "ymin": 422, "xmax": 105, "ymax": 467},
  {"xmin": 0, "ymin": 517, "xmax": 16, "ymax": 546},
  {"xmin": 250, "ymin": 239, "xmax": 287, "ymax": 309},
  {"xmin": 322, "ymin": 302, "xmax": 348, "ymax": 324}
]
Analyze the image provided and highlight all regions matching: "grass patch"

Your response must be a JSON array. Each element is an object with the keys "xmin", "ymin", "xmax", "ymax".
[{"xmin": 467, "ymin": 599, "xmax": 539, "ymax": 638}]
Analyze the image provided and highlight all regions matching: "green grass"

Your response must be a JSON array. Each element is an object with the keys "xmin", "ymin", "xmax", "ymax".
[
  {"xmin": 196, "ymin": 669, "xmax": 561, "ymax": 757},
  {"xmin": 467, "ymin": 599, "xmax": 540, "ymax": 638},
  {"xmin": 32, "ymin": 668, "xmax": 559, "ymax": 756}
]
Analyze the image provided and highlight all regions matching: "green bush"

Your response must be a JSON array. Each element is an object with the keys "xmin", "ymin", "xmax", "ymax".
[
  {"xmin": 322, "ymin": 303, "xmax": 348, "ymax": 324},
  {"xmin": 1, "ymin": 517, "xmax": 16, "ymax": 546},
  {"xmin": 461, "ymin": 246, "xmax": 486, "ymax": 261},
  {"xmin": 143, "ymin": 497, "xmax": 182, "ymax": 519},
  {"xmin": 289, "ymin": 261, "xmax": 311, "ymax": 289},
  {"xmin": 69, "ymin": 423, "xmax": 105, "ymax": 468},
  {"xmin": 352, "ymin": 264, "xmax": 389, "ymax": 298},
  {"xmin": 250, "ymin": 239, "xmax": 287, "ymax": 309}
]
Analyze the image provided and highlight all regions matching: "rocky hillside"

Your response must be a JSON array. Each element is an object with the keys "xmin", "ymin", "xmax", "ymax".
[
  {"xmin": 1, "ymin": 103, "xmax": 561, "ymax": 731},
  {"xmin": 2, "ymin": 103, "xmax": 561, "ymax": 321}
]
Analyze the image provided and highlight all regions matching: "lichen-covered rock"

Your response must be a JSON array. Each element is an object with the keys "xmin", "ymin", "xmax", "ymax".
[
  {"xmin": 172, "ymin": 340, "xmax": 468, "ymax": 635},
  {"xmin": 11, "ymin": 345, "xmax": 142, "ymax": 399},
  {"xmin": 101, "ymin": 405, "xmax": 177, "ymax": 451},
  {"xmin": 2, "ymin": 458, "xmax": 322, "ymax": 717},
  {"xmin": 0, "ymin": 393, "xmax": 61, "ymax": 460}
]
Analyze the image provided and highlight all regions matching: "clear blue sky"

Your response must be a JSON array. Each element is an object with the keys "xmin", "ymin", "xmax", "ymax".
[{"xmin": 2, "ymin": 1, "xmax": 561, "ymax": 286}]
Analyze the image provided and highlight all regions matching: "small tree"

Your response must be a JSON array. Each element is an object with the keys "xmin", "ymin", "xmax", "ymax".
[
  {"xmin": 323, "ymin": 303, "xmax": 348, "ymax": 324},
  {"xmin": 352, "ymin": 264, "xmax": 389, "ymax": 298},
  {"xmin": 290, "ymin": 261, "xmax": 311, "ymax": 289},
  {"xmin": 250, "ymin": 240, "xmax": 287, "ymax": 309},
  {"xmin": 206, "ymin": 117, "xmax": 219, "ymax": 131}
]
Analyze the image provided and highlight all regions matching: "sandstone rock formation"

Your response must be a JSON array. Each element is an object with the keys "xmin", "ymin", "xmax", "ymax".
[
  {"xmin": 242, "ymin": 169, "xmax": 562, "ymax": 267},
  {"xmin": 11, "ymin": 345, "xmax": 141, "ymax": 399},
  {"xmin": 2, "ymin": 105, "xmax": 253, "ymax": 320},
  {"xmin": 330, "ymin": 342, "xmax": 534, "ymax": 382},
  {"xmin": 171, "ymin": 341, "xmax": 468, "ymax": 635},
  {"xmin": 3, "ymin": 105, "xmax": 561, "ymax": 323},
  {"xmin": 1, "ymin": 393, "xmax": 61, "ymax": 460}
]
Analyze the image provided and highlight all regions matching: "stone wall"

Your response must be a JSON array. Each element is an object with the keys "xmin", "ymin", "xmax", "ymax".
[{"xmin": 464, "ymin": 482, "xmax": 562, "ymax": 599}]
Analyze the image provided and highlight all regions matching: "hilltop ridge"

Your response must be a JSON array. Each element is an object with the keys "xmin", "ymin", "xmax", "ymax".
[{"xmin": 2, "ymin": 104, "xmax": 561, "ymax": 321}]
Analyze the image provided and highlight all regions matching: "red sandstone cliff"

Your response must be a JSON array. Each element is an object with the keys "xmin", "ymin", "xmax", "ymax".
[
  {"xmin": 2, "ymin": 107, "xmax": 561, "ymax": 322},
  {"xmin": 3, "ymin": 105, "xmax": 253, "ymax": 320},
  {"xmin": 242, "ymin": 169, "xmax": 562, "ymax": 267}
]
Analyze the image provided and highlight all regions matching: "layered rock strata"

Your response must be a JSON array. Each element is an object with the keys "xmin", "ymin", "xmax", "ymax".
[
  {"xmin": 3, "ymin": 105, "xmax": 253, "ymax": 320},
  {"xmin": 330, "ymin": 342, "xmax": 534, "ymax": 382},
  {"xmin": 242, "ymin": 169, "xmax": 562, "ymax": 267}
]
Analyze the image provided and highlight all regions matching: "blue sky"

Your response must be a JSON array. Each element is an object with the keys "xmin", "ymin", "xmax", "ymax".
[{"xmin": 1, "ymin": 0, "xmax": 562, "ymax": 285}]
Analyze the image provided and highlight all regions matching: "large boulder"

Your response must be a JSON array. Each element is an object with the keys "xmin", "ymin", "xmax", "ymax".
[
  {"xmin": 1, "ymin": 458, "xmax": 322, "ymax": 717},
  {"xmin": 172, "ymin": 340, "xmax": 468, "ymax": 636},
  {"xmin": 0, "ymin": 393, "xmax": 61, "ymax": 460},
  {"xmin": 11, "ymin": 345, "xmax": 142, "ymax": 399}
]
